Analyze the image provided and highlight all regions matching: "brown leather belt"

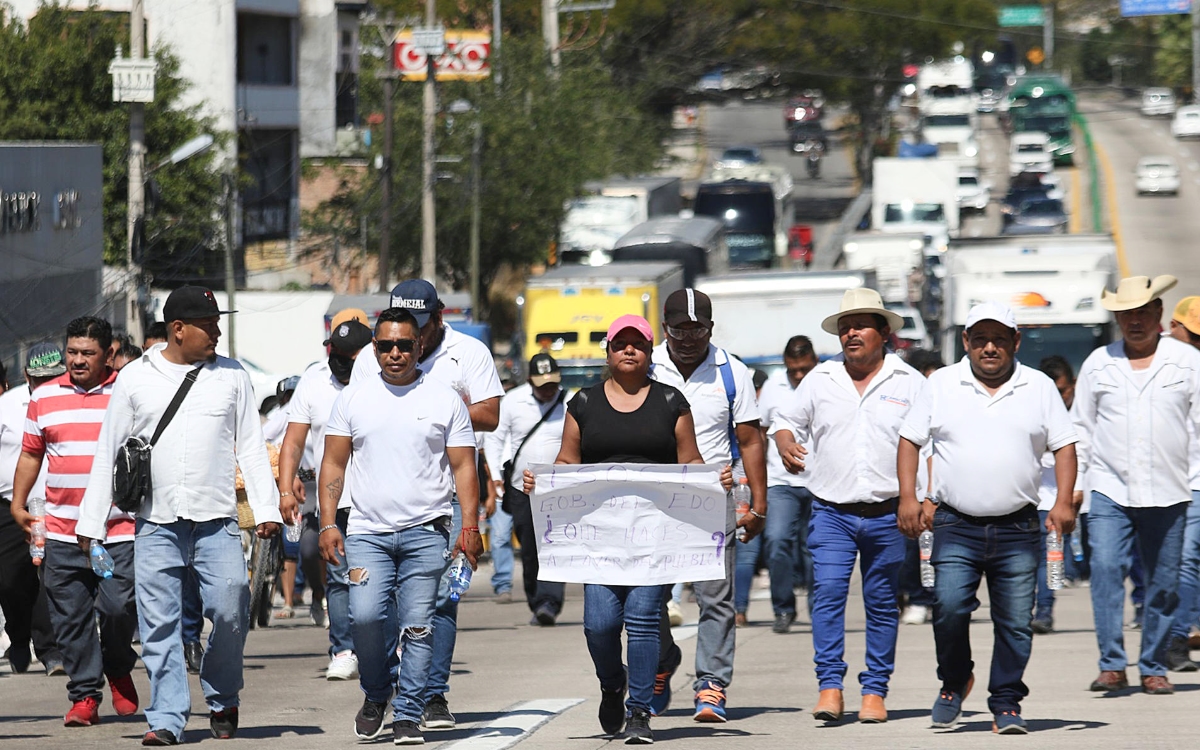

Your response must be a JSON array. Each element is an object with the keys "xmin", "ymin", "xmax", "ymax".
[{"xmin": 815, "ymin": 496, "xmax": 898, "ymax": 518}]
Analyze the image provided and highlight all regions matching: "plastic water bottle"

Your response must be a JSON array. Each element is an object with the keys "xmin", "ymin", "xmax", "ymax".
[
  {"xmin": 733, "ymin": 478, "xmax": 751, "ymax": 542},
  {"xmin": 918, "ymin": 530, "xmax": 935, "ymax": 588},
  {"xmin": 28, "ymin": 497, "xmax": 45, "ymax": 566},
  {"xmin": 1046, "ymin": 529, "xmax": 1064, "ymax": 591},
  {"xmin": 285, "ymin": 512, "xmax": 302, "ymax": 543},
  {"xmin": 89, "ymin": 540, "xmax": 115, "ymax": 580},
  {"xmin": 447, "ymin": 554, "xmax": 472, "ymax": 602},
  {"xmin": 1069, "ymin": 531, "xmax": 1084, "ymax": 563}
]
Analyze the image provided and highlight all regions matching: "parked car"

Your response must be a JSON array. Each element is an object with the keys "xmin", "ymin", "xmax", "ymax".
[
  {"xmin": 1171, "ymin": 105, "xmax": 1200, "ymax": 139},
  {"xmin": 956, "ymin": 168, "xmax": 990, "ymax": 212},
  {"xmin": 1141, "ymin": 87, "xmax": 1177, "ymax": 117},
  {"xmin": 1135, "ymin": 156, "xmax": 1181, "ymax": 196},
  {"xmin": 1002, "ymin": 197, "xmax": 1068, "ymax": 235},
  {"xmin": 1009, "ymin": 132, "xmax": 1053, "ymax": 175},
  {"xmin": 714, "ymin": 146, "xmax": 764, "ymax": 169},
  {"xmin": 886, "ymin": 304, "xmax": 933, "ymax": 351}
]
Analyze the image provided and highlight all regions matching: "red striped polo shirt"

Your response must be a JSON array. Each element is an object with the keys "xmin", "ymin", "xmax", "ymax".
[{"xmin": 23, "ymin": 369, "xmax": 134, "ymax": 543}]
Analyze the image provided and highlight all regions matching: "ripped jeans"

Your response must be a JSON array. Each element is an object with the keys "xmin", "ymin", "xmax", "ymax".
[{"xmin": 345, "ymin": 522, "xmax": 450, "ymax": 723}]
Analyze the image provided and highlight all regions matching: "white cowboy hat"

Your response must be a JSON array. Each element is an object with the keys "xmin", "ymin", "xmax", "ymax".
[
  {"xmin": 821, "ymin": 288, "xmax": 906, "ymax": 336},
  {"xmin": 1100, "ymin": 275, "xmax": 1178, "ymax": 312}
]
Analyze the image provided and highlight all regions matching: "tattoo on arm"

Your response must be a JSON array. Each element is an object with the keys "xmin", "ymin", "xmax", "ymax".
[{"xmin": 326, "ymin": 477, "xmax": 344, "ymax": 503}]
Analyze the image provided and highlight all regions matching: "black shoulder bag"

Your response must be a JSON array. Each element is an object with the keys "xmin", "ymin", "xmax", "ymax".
[
  {"xmin": 113, "ymin": 365, "xmax": 203, "ymax": 513},
  {"xmin": 500, "ymin": 389, "xmax": 566, "ymax": 513}
]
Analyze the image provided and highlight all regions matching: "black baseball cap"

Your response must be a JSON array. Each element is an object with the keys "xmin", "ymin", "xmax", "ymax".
[
  {"xmin": 390, "ymin": 279, "xmax": 443, "ymax": 328},
  {"xmin": 528, "ymin": 353, "xmax": 561, "ymax": 387},
  {"xmin": 163, "ymin": 285, "xmax": 235, "ymax": 322},
  {"xmin": 663, "ymin": 288, "xmax": 713, "ymax": 328},
  {"xmin": 324, "ymin": 319, "xmax": 373, "ymax": 353}
]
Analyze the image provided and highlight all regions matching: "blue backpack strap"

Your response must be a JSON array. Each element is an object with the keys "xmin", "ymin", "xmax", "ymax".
[{"xmin": 717, "ymin": 350, "xmax": 740, "ymax": 462}]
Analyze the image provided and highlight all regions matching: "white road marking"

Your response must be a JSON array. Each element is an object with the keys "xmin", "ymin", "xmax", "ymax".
[{"xmin": 440, "ymin": 698, "xmax": 585, "ymax": 750}]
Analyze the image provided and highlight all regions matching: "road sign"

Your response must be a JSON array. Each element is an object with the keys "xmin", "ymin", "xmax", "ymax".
[
  {"xmin": 1026, "ymin": 47, "xmax": 1045, "ymax": 65},
  {"xmin": 393, "ymin": 30, "xmax": 491, "ymax": 81},
  {"xmin": 1120, "ymin": 0, "xmax": 1189, "ymax": 16},
  {"xmin": 999, "ymin": 5, "xmax": 1045, "ymax": 26}
]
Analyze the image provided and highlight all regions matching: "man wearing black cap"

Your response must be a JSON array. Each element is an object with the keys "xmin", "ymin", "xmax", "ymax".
[
  {"xmin": 76, "ymin": 285, "xmax": 282, "ymax": 745},
  {"xmin": 278, "ymin": 317, "xmax": 373, "ymax": 680},
  {"xmin": 351, "ymin": 279, "xmax": 504, "ymax": 731},
  {"xmin": 482, "ymin": 353, "xmax": 568, "ymax": 623}
]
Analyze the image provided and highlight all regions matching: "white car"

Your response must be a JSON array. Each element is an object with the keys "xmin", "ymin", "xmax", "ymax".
[
  {"xmin": 1135, "ymin": 156, "xmax": 1181, "ymax": 196},
  {"xmin": 1171, "ymin": 106, "xmax": 1200, "ymax": 139},
  {"xmin": 956, "ymin": 169, "xmax": 991, "ymax": 212},
  {"xmin": 886, "ymin": 304, "xmax": 933, "ymax": 351},
  {"xmin": 1141, "ymin": 87, "xmax": 1177, "ymax": 117},
  {"xmin": 1009, "ymin": 132, "xmax": 1053, "ymax": 175},
  {"xmin": 1038, "ymin": 172, "xmax": 1065, "ymax": 201}
]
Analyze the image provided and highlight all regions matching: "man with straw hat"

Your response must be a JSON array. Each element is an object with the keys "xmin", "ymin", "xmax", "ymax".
[
  {"xmin": 770, "ymin": 287, "xmax": 925, "ymax": 724},
  {"xmin": 1073, "ymin": 275, "xmax": 1200, "ymax": 695}
]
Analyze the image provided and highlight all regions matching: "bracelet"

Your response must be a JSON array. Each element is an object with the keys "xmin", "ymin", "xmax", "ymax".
[
  {"xmin": 748, "ymin": 509, "xmax": 766, "ymax": 520},
  {"xmin": 318, "ymin": 524, "xmax": 339, "ymax": 535},
  {"xmin": 279, "ymin": 491, "xmax": 293, "ymax": 498},
  {"xmin": 461, "ymin": 526, "xmax": 480, "ymax": 533}
]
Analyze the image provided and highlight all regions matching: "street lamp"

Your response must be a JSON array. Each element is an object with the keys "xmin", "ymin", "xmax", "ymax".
[{"xmin": 148, "ymin": 134, "xmax": 214, "ymax": 175}]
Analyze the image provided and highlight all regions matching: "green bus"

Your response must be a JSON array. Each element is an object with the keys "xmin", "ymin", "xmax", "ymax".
[{"xmin": 1006, "ymin": 75, "xmax": 1076, "ymax": 166}]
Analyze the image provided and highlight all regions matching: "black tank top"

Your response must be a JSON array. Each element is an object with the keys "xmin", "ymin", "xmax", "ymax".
[{"xmin": 568, "ymin": 380, "xmax": 690, "ymax": 464}]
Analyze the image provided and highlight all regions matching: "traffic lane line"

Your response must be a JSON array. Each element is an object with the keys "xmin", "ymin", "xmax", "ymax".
[
  {"xmin": 1092, "ymin": 137, "xmax": 1131, "ymax": 277},
  {"xmin": 440, "ymin": 698, "xmax": 585, "ymax": 750},
  {"xmin": 1069, "ymin": 166, "xmax": 1082, "ymax": 234}
]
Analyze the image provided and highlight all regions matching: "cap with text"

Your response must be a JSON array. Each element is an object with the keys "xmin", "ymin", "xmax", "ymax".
[
  {"xmin": 26, "ymin": 342, "xmax": 66, "ymax": 377},
  {"xmin": 664, "ymin": 288, "xmax": 714, "ymax": 328},
  {"xmin": 606, "ymin": 314, "xmax": 654, "ymax": 344},
  {"xmin": 389, "ymin": 279, "xmax": 443, "ymax": 328},
  {"xmin": 325, "ymin": 319, "xmax": 373, "ymax": 353},
  {"xmin": 163, "ymin": 285, "xmax": 235, "ymax": 322},
  {"xmin": 965, "ymin": 301, "xmax": 1018, "ymax": 331},
  {"xmin": 1173, "ymin": 296, "xmax": 1200, "ymax": 336},
  {"xmin": 527, "ymin": 353, "xmax": 562, "ymax": 387}
]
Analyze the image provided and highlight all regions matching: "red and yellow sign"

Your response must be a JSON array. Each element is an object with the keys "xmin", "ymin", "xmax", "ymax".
[{"xmin": 393, "ymin": 31, "xmax": 491, "ymax": 81}]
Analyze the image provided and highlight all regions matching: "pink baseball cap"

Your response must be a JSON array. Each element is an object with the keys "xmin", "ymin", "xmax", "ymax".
[{"xmin": 606, "ymin": 314, "xmax": 654, "ymax": 344}]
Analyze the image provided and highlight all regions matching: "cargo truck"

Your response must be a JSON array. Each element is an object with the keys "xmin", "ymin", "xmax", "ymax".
[
  {"xmin": 871, "ymin": 157, "xmax": 959, "ymax": 250},
  {"xmin": 841, "ymin": 232, "xmax": 927, "ymax": 306}
]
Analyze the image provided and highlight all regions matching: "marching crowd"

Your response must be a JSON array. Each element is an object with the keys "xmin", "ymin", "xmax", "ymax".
[{"xmin": 1, "ymin": 270, "xmax": 1199, "ymax": 745}]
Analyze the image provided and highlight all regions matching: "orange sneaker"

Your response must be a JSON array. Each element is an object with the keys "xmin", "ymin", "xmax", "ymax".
[{"xmin": 64, "ymin": 696, "xmax": 100, "ymax": 727}]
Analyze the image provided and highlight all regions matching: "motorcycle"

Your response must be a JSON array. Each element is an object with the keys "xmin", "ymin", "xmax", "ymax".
[{"xmin": 805, "ymin": 140, "xmax": 823, "ymax": 179}]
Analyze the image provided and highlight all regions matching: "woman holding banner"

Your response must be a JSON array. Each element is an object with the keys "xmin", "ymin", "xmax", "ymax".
[{"xmin": 525, "ymin": 314, "xmax": 731, "ymax": 745}]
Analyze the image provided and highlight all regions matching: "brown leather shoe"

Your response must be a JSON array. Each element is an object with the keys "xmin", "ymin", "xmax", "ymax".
[
  {"xmin": 812, "ymin": 688, "xmax": 844, "ymax": 721},
  {"xmin": 859, "ymin": 694, "xmax": 887, "ymax": 723},
  {"xmin": 1142, "ymin": 675, "xmax": 1174, "ymax": 695},
  {"xmin": 1089, "ymin": 670, "xmax": 1129, "ymax": 692}
]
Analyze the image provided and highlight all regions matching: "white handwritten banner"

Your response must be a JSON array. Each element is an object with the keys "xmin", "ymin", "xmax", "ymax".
[{"xmin": 528, "ymin": 463, "xmax": 729, "ymax": 586}]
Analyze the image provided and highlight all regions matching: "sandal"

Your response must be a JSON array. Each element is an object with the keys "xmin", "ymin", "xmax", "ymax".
[{"xmin": 275, "ymin": 605, "xmax": 294, "ymax": 619}]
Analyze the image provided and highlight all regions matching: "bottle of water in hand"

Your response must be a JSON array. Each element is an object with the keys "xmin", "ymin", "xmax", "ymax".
[
  {"xmin": 733, "ymin": 478, "xmax": 751, "ymax": 542},
  {"xmin": 918, "ymin": 530, "xmax": 935, "ymax": 587},
  {"xmin": 448, "ymin": 554, "xmax": 472, "ymax": 602},
  {"xmin": 90, "ymin": 540, "xmax": 115, "ymax": 580},
  {"xmin": 1046, "ymin": 529, "xmax": 1065, "ymax": 591},
  {"xmin": 28, "ymin": 497, "xmax": 45, "ymax": 566},
  {"xmin": 285, "ymin": 511, "xmax": 302, "ymax": 543},
  {"xmin": 1069, "ymin": 531, "xmax": 1084, "ymax": 563}
]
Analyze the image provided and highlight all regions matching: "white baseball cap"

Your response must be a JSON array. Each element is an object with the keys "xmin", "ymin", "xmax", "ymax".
[{"xmin": 965, "ymin": 301, "xmax": 1018, "ymax": 331}]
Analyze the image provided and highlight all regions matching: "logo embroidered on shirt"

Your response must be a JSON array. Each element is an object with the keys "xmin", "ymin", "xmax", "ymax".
[{"xmin": 879, "ymin": 394, "xmax": 910, "ymax": 407}]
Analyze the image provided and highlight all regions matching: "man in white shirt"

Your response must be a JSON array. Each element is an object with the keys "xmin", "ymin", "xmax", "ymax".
[
  {"xmin": 771, "ymin": 288, "xmax": 924, "ymax": 725},
  {"xmin": 1073, "ymin": 275, "xmax": 1200, "ymax": 696},
  {"xmin": 649, "ymin": 288, "xmax": 766, "ymax": 724},
  {"xmin": 350, "ymin": 279, "xmax": 503, "ymax": 730},
  {"xmin": 481, "ymin": 353, "xmax": 567, "ymax": 623},
  {"xmin": 278, "ymin": 317, "xmax": 373, "ymax": 680},
  {"xmin": 76, "ymin": 285, "xmax": 282, "ymax": 746},
  {"xmin": 1165, "ymin": 296, "xmax": 1200, "ymax": 671},
  {"xmin": 898, "ymin": 302, "xmax": 1078, "ymax": 734},
  {"xmin": 318, "ymin": 307, "xmax": 482, "ymax": 746}
]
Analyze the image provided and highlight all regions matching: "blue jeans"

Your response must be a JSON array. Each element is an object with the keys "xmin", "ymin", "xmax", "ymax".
[
  {"xmin": 585, "ymin": 584, "xmax": 666, "ymax": 712},
  {"xmin": 347, "ymin": 523, "xmax": 449, "ymax": 723},
  {"xmin": 181, "ymin": 570, "xmax": 203, "ymax": 644},
  {"xmin": 808, "ymin": 501, "xmax": 905, "ymax": 696},
  {"xmin": 1170, "ymin": 492, "xmax": 1200, "ymax": 640},
  {"xmin": 424, "ymin": 501, "xmax": 461, "ymax": 701},
  {"xmin": 733, "ymin": 533, "xmax": 762, "ymax": 614},
  {"xmin": 1088, "ymin": 491, "xmax": 1186, "ymax": 676},
  {"xmin": 899, "ymin": 536, "xmax": 935, "ymax": 607},
  {"xmin": 1032, "ymin": 510, "xmax": 1082, "ymax": 620},
  {"xmin": 932, "ymin": 504, "xmax": 1039, "ymax": 714},
  {"xmin": 301, "ymin": 508, "xmax": 352, "ymax": 655},
  {"xmin": 133, "ymin": 518, "xmax": 250, "ymax": 737},
  {"xmin": 489, "ymin": 507, "xmax": 514, "ymax": 594},
  {"xmin": 764, "ymin": 485, "xmax": 813, "ymax": 615}
]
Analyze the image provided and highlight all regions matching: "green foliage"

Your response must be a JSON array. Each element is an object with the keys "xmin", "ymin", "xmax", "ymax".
[{"xmin": 0, "ymin": 3, "xmax": 224, "ymax": 281}]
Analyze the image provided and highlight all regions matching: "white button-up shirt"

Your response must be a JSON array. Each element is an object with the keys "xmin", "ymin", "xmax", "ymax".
[
  {"xmin": 76, "ymin": 347, "xmax": 282, "ymax": 538},
  {"xmin": 482, "ymin": 383, "xmax": 567, "ymax": 493},
  {"xmin": 1072, "ymin": 337, "xmax": 1200, "ymax": 508},
  {"xmin": 650, "ymin": 344, "xmax": 759, "ymax": 467},
  {"xmin": 770, "ymin": 352, "xmax": 924, "ymax": 504},
  {"xmin": 758, "ymin": 369, "xmax": 806, "ymax": 488},
  {"xmin": 900, "ymin": 359, "xmax": 1077, "ymax": 517}
]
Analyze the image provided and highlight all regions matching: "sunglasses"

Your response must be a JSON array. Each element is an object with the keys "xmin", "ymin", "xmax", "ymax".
[
  {"xmin": 665, "ymin": 325, "xmax": 710, "ymax": 341},
  {"xmin": 375, "ymin": 338, "xmax": 418, "ymax": 353}
]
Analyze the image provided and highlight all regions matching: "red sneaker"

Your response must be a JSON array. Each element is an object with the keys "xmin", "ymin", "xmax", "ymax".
[
  {"xmin": 109, "ymin": 673, "xmax": 139, "ymax": 716},
  {"xmin": 64, "ymin": 696, "xmax": 101, "ymax": 726}
]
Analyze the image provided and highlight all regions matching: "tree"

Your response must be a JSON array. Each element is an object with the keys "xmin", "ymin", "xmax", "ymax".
[{"xmin": 0, "ymin": 4, "xmax": 225, "ymax": 283}]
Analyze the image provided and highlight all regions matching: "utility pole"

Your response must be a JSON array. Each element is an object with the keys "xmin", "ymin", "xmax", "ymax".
[
  {"xmin": 469, "ymin": 120, "xmax": 482, "ymax": 316},
  {"xmin": 542, "ymin": 0, "xmax": 560, "ymax": 67},
  {"xmin": 421, "ymin": 0, "xmax": 438, "ymax": 285},
  {"xmin": 223, "ymin": 174, "xmax": 238, "ymax": 359},
  {"xmin": 1043, "ymin": 2, "xmax": 1054, "ymax": 70},
  {"xmin": 372, "ymin": 14, "xmax": 401, "ymax": 293},
  {"xmin": 493, "ymin": 0, "xmax": 502, "ymax": 85},
  {"xmin": 125, "ymin": 0, "xmax": 146, "ymax": 343},
  {"xmin": 1193, "ymin": 0, "xmax": 1199, "ymax": 102}
]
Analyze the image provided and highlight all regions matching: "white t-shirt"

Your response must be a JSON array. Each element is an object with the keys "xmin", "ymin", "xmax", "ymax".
[
  {"xmin": 900, "ymin": 359, "xmax": 1077, "ymax": 517},
  {"xmin": 650, "ymin": 344, "xmax": 759, "ymax": 467},
  {"xmin": 758, "ymin": 369, "xmax": 805, "ymax": 488},
  {"xmin": 327, "ymin": 372, "xmax": 475, "ymax": 535},
  {"xmin": 288, "ymin": 362, "xmax": 350, "ymax": 509},
  {"xmin": 0, "ymin": 384, "xmax": 47, "ymax": 499},
  {"xmin": 261, "ymin": 405, "xmax": 289, "ymax": 445}
]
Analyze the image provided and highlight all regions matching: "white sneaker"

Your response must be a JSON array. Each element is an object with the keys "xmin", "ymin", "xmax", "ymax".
[
  {"xmin": 667, "ymin": 599, "xmax": 684, "ymax": 627},
  {"xmin": 326, "ymin": 650, "xmax": 359, "ymax": 681},
  {"xmin": 900, "ymin": 605, "xmax": 929, "ymax": 625}
]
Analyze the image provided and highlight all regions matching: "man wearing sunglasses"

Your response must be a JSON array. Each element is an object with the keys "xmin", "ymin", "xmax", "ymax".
[
  {"xmin": 350, "ymin": 279, "xmax": 504, "ymax": 731},
  {"xmin": 649, "ymin": 288, "xmax": 767, "ymax": 724},
  {"xmin": 319, "ymin": 306, "xmax": 482, "ymax": 745}
]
